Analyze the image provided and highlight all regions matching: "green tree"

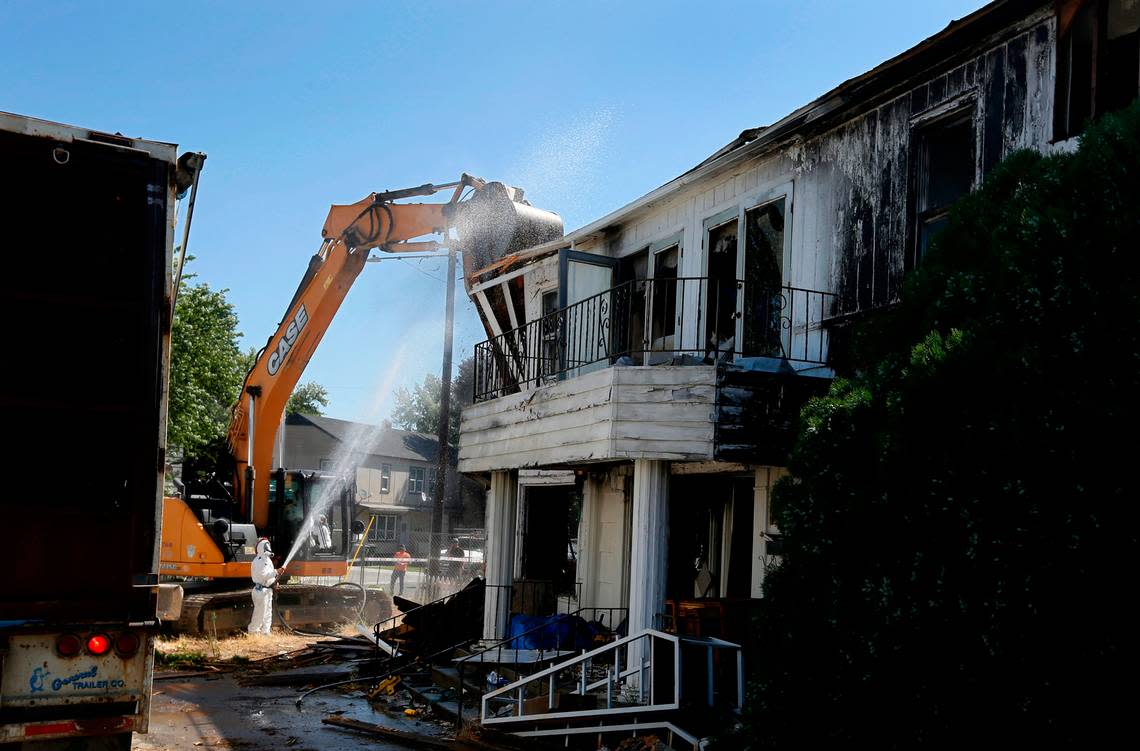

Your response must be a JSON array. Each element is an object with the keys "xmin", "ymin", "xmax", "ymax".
[
  {"xmin": 390, "ymin": 356, "xmax": 473, "ymax": 445},
  {"xmin": 737, "ymin": 103, "xmax": 1140, "ymax": 747},
  {"xmin": 168, "ymin": 262, "xmax": 245, "ymax": 462},
  {"xmin": 286, "ymin": 381, "xmax": 330, "ymax": 416}
]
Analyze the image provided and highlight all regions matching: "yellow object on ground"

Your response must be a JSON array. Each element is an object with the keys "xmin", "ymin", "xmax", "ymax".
[{"xmin": 367, "ymin": 675, "xmax": 401, "ymax": 699}]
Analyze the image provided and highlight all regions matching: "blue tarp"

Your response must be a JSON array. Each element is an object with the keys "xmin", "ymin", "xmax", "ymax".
[{"xmin": 506, "ymin": 614, "xmax": 597, "ymax": 650}]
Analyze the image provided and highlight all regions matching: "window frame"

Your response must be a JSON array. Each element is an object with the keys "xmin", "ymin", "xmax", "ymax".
[
  {"xmin": 369, "ymin": 513, "xmax": 397, "ymax": 542},
  {"xmin": 738, "ymin": 181, "xmax": 794, "ymax": 357},
  {"xmin": 408, "ymin": 466, "xmax": 425, "ymax": 495},
  {"xmin": 380, "ymin": 463, "xmax": 391, "ymax": 494},
  {"xmin": 908, "ymin": 98, "xmax": 979, "ymax": 268},
  {"xmin": 1054, "ymin": 0, "xmax": 1140, "ymax": 141},
  {"xmin": 646, "ymin": 232, "xmax": 683, "ymax": 352}
]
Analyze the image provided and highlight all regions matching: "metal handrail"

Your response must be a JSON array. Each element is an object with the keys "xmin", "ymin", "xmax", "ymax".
[
  {"xmin": 454, "ymin": 605, "xmax": 627, "ymax": 728},
  {"xmin": 473, "ymin": 277, "xmax": 836, "ymax": 402},
  {"xmin": 478, "ymin": 628, "xmax": 743, "ymax": 727}
]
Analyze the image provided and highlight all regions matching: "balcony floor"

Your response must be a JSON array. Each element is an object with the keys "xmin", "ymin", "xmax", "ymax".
[{"xmin": 458, "ymin": 365, "xmax": 717, "ymax": 473}]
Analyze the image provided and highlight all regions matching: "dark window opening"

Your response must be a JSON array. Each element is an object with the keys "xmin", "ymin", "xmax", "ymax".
[
  {"xmin": 915, "ymin": 116, "xmax": 975, "ymax": 261},
  {"xmin": 1055, "ymin": 0, "xmax": 1140, "ymax": 140},
  {"xmin": 650, "ymin": 244, "xmax": 679, "ymax": 347},
  {"xmin": 539, "ymin": 289, "xmax": 560, "ymax": 380},
  {"xmin": 743, "ymin": 198, "xmax": 786, "ymax": 357},
  {"xmin": 705, "ymin": 221, "xmax": 738, "ymax": 357},
  {"xmin": 617, "ymin": 250, "xmax": 648, "ymax": 364}
]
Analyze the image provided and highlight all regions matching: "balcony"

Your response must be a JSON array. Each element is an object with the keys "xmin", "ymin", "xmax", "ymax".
[{"xmin": 459, "ymin": 277, "xmax": 835, "ymax": 472}]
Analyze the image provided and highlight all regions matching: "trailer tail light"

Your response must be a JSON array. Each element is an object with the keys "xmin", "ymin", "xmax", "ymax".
[
  {"xmin": 56, "ymin": 634, "xmax": 82, "ymax": 657},
  {"xmin": 85, "ymin": 634, "xmax": 111, "ymax": 656},
  {"xmin": 114, "ymin": 632, "xmax": 140, "ymax": 657}
]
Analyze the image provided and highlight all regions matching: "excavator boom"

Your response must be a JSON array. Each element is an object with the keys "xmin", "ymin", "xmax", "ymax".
[
  {"xmin": 227, "ymin": 175, "xmax": 561, "ymax": 529},
  {"xmin": 161, "ymin": 173, "xmax": 561, "ymax": 634}
]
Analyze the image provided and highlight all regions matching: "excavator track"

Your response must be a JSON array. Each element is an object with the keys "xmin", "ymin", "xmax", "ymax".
[{"xmin": 173, "ymin": 584, "xmax": 392, "ymax": 635}]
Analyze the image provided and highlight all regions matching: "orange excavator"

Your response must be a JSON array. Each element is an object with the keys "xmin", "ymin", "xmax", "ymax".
[{"xmin": 159, "ymin": 175, "xmax": 562, "ymax": 632}]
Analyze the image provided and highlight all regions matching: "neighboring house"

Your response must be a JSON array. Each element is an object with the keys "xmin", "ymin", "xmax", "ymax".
[
  {"xmin": 278, "ymin": 412, "xmax": 479, "ymax": 557},
  {"xmin": 460, "ymin": 0, "xmax": 1139, "ymax": 646}
]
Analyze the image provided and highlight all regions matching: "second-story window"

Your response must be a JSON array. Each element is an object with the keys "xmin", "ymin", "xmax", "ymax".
[
  {"xmin": 408, "ymin": 466, "xmax": 425, "ymax": 495},
  {"xmin": 539, "ymin": 290, "xmax": 559, "ymax": 381},
  {"xmin": 380, "ymin": 464, "xmax": 391, "ymax": 493},
  {"xmin": 914, "ymin": 114, "xmax": 975, "ymax": 261},
  {"xmin": 743, "ymin": 197, "xmax": 787, "ymax": 357},
  {"xmin": 650, "ymin": 243, "xmax": 679, "ymax": 349},
  {"xmin": 1055, "ymin": 0, "xmax": 1140, "ymax": 140}
]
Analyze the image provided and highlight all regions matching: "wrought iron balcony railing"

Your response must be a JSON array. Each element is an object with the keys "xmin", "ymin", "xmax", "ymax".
[{"xmin": 473, "ymin": 277, "xmax": 836, "ymax": 403}]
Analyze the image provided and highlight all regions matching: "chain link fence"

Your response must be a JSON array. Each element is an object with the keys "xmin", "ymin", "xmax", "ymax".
[{"xmin": 297, "ymin": 527, "xmax": 486, "ymax": 604}]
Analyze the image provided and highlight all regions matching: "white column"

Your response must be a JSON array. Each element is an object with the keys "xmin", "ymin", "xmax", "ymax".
[
  {"xmin": 482, "ymin": 470, "xmax": 518, "ymax": 641},
  {"xmin": 751, "ymin": 466, "xmax": 787, "ymax": 598},
  {"xmin": 628, "ymin": 460, "xmax": 669, "ymax": 636},
  {"xmin": 575, "ymin": 475, "xmax": 601, "ymax": 610},
  {"xmin": 512, "ymin": 486, "xmax": 527, "ymax": 580}
]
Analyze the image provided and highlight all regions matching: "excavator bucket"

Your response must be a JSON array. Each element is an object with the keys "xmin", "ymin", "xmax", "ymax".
[{"xmin": 453, "ymin": 181, "xmax": 563, "ymax": 271}]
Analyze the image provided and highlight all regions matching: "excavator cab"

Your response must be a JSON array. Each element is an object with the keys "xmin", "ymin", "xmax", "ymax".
[{"xmin": 267, "ymin": 469, "xmax": 362, "ymax": 574}]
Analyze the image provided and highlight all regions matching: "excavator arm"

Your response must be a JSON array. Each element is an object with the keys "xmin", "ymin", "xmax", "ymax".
[{"xmin": 226, "ymin": 174, "xmax": 561, "ymax": 528}]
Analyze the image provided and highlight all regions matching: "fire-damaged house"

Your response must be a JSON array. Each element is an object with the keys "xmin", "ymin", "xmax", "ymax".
[{"xmin": 453, "ymin": 0, "xmax": 1138, "ymax": 743}]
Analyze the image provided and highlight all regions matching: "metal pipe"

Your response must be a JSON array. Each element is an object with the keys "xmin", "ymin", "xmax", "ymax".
[
  {"xmin": 171, "ymin": 153, "xmax": 205, "ymax": 316},
  {"xmin": 247, "ymin": 393, "xmax": 255, "ymax": 468}
]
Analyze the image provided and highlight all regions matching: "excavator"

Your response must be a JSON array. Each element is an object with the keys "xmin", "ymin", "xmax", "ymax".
[{"xmin": 159, "ymin": 174, "xmax": 563, "ymax": 633}]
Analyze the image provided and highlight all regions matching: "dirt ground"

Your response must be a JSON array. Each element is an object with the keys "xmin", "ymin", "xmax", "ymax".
[
  {"xmin": 136, "ymin": 632, "xmax": 450, "ymax": 751},
  {"xmin": 155, "ymin": 630, "xmax": 355, "ymax": 665}
]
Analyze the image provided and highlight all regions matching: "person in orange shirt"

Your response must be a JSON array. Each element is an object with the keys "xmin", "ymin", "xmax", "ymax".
[{"xmin": 390, "ymin": 543, "xmax": 412, "ymax": 596}]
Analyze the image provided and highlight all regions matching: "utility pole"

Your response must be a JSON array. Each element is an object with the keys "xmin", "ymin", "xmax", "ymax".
[{"xmin": 429, "ymin": 246, "xmax": 457, "ymax": 581}]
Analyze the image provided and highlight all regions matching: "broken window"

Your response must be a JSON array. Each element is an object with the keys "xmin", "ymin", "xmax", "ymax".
[
  {"xmin": 743, "ymin": 197, "xmax": 787, "ymax": 357},
  {"xmin": 914, "ymin": 115, "xmax": 975, "ymax": 260},
  {"xmin": 649, "ymin": 242, "xmax": 679, "ymax": 352},
  {"xmin": 705, "ymin": 216, "xmax": 739, "ymax": 358},
  {"xmin": 381, "ymin": 463, "xmax": 391, "ymax": 493},
  {"xmin": 617, "ymin": 250, "xmax": 649, "ymax": 363},
  {"xmin": 1055, "ymin": 0, "xmax": 1140, "ymax": 140},
  {"xmin": 538, "ymin": 289, "xmax": 560, "ymax": 380},
  {"xmin": 408, "ymin": 466, "xmax": 425, "ymax": 495}
]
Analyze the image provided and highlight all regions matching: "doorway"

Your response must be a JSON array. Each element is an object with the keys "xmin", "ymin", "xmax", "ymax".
[
  {"xmin": 519, "ymin": 485, "xmax": 578, "ymax": 597},
  {"xmin": 559, "ymin": 249, "xmax": 618, "ymax": 376},
  {"xmin": 667, "ymin": 474, "xmax": 755, "ymax": 600}
]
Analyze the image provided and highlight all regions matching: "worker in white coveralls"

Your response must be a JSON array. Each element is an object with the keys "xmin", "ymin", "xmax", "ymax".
[
  {"xmin": 310, "ymin": 514, "xmax": 333, "ymax": 551},
  {"xmin": 248, "ymin": 538, "xmax": 285, "ymax": 635}
]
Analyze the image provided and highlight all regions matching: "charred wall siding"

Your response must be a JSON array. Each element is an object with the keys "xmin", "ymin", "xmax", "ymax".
[
  {"xmin": 715, "ymin": 364, "xmax": 832, "ymax": 464},
  {"xmin": 807, "ymin": 14, "xmax": 1056, "ymax": 315}
]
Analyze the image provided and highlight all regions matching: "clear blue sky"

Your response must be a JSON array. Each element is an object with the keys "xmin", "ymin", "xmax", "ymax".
[{"xmin": 2, "ymin": 0, "xmax": 986, "ymax": 423}]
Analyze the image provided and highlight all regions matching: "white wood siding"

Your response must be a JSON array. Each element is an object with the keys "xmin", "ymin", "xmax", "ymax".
[{"xmin": 458, "ymin": 366, "xmax": 717, "ymax": 472}]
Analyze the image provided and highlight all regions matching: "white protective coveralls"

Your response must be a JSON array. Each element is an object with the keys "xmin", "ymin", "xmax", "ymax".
[
  {"xmin": 248, "ymin": 539, "xmax": 279, "ymax": 635},
  {"xmin": 310, "ymin": 515, "xmax": 333, "ymax": 551}
]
